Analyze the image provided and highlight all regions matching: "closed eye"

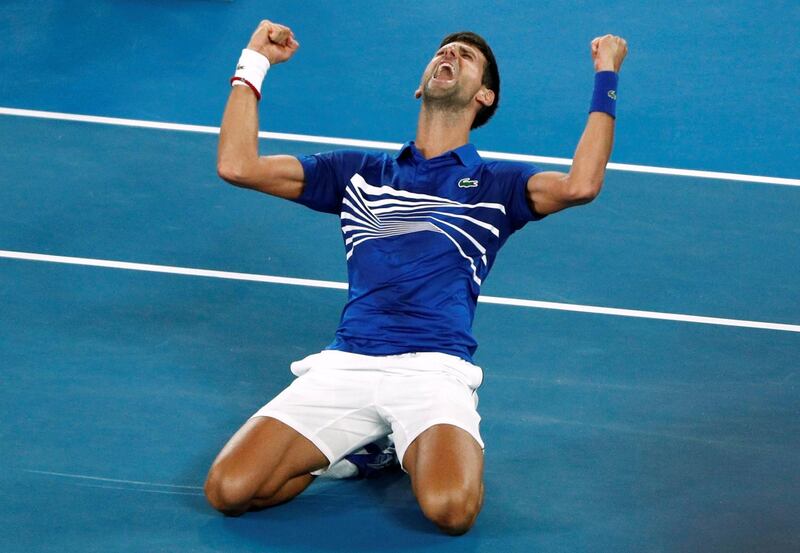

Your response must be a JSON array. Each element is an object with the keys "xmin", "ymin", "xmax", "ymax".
[{"xmin": 434, "ymin": 44, "xmax": 478, "ymax": 61}]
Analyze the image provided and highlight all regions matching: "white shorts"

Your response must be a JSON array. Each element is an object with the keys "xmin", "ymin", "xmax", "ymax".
[{"xmin": 251, "ymin": 350, "xmax": 484, "ymax": 470}]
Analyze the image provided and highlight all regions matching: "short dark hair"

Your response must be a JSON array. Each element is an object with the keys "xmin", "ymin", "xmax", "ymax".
[{"xmin": 439, "ymin": 31, "xmax": 500, "ymax": 129}]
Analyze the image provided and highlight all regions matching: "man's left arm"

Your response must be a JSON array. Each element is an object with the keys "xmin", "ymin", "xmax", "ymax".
[{"xmin": 527, "ymin": 34, "xmax": 628, "ymax": 216}]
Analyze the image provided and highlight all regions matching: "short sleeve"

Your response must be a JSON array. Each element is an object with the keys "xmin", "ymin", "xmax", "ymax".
[
  {"xmin": 497, "ymin": 162, "xmax": 545, "ymax": 230},
  {"xmin": 293, "ymin": 151, "xmax": 347, "ymax": 214}
]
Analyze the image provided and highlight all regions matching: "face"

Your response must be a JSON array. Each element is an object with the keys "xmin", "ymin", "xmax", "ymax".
[{"xmin": 415, "ymin": 41, "xmax": 494, "ymax": 111}]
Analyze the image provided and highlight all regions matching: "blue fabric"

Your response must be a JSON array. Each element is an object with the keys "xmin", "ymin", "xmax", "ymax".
[
  {"xmin": 294, "ymin": 142, "xmax": 542, "ymax": 361},
  {"xmin": 590, "ymin": 71, "xmax": 619, "ymax": 118}
]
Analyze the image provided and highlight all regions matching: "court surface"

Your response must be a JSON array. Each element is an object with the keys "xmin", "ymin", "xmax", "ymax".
[{"xmin": 1, "ymin": 2, "xmax": 798, "ymax": 552}]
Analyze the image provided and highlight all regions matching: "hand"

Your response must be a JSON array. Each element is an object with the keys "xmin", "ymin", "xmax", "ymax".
[
  {"xmin": 591, "ymin": 35, "xmax": 627, "ymax": 73},
  {"xmin": 246, "ymin": 20, "xmax": 300, "ymax": 64}
]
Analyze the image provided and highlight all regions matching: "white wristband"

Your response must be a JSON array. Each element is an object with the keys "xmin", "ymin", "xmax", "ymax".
[{"xmin": 231, "ymin": 48, "xmax": 270, "ymax": 100}]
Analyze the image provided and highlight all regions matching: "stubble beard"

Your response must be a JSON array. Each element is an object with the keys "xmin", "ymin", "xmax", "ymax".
[{"xmin": 421, "ymin": 77, "xmax": 472, "ymax": 116}]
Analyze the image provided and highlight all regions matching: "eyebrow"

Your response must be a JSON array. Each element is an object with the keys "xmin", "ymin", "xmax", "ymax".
[{"xmin": 437, "ymin": 43, "xmax": 479, "ymax": 57}]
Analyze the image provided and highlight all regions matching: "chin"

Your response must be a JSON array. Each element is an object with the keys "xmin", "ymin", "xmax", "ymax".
[{"xmin": 423, "ymin": 80, "xmax": 459, "ymax": 100}]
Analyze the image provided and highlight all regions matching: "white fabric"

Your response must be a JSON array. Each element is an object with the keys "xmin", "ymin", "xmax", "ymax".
[
  {"xmin": 232, "ymin": 48, "xmax": 270, "ymax": 95},
  {"xmin": 251, "ymin": 350, "xmax": 484, "ymax": 470}
]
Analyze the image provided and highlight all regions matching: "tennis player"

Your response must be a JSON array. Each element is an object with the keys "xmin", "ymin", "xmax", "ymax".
[{"xmin": 205, "ymin": 20, "xmax": 627, "ymax": 535}]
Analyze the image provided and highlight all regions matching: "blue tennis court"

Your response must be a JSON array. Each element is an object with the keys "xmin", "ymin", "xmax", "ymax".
[{"xmin": 1, "ymin": 2, "xmax": 798, "ymax": 552}]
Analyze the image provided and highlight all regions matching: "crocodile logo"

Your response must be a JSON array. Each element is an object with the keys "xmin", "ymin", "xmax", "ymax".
[{"xmin": 457, "ymin": 177, "xmax": 479, "ymax": 188}]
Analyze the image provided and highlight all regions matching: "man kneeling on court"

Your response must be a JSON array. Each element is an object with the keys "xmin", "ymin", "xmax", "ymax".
[{"xmin": 204, "ymin": 19, "xmax": 627, "ymax": 535}]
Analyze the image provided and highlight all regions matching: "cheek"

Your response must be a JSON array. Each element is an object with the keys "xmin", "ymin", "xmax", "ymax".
[
  {"xmin": 465, "ymin": 63, "xmax": 481, "ymax": 79},
  {"xmin": 423, "ymin": 61, "xmax": 437, "ymax": 79},
  {"xmin": 466, "ymin": 66, "xmax": 484, "ymax": 88}
]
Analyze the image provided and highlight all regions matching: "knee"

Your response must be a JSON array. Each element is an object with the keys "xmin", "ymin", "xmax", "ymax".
[
  {"xmin": 417, "ymin": 487, "xmax": 482, "ymax": 536},
  {"xmin": 204, "ymin": 465, "xmax": 255, "ymax": 516}
]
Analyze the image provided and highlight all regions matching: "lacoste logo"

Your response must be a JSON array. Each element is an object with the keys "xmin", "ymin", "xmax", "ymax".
[
  {"xmin": 457, "ymin": 177, "xmax": 479, "ymax": 188},
  {"xmin": 608, "ymin": 90, "xmax": 617, "ymax": 100},
  {"xmin": 236, "ymin": 65, "xmax": 245, "ymax": 70}
]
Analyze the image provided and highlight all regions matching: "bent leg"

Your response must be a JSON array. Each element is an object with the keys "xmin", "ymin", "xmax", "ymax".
[
  {"xmin": 403, "ymin": 424, "xmax": 484, "ymax": 535},
  {"xmin": 247, "ymin": 472, "xmax": 315, "ymax": 509},
  {"xmin": 204, "ymin": 416, "xmax": 329, "ymax": 515}
]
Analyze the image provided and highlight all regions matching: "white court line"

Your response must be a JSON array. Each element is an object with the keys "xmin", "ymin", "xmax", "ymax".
[
  {"xmin": 24, "ymin": 469, "xmax": 203, "ymax": 490},
  {"xmin": 1, "ymin": 106, "xmax": 798, "ymax": 187},
  {"xmin": 2, "ymin": 249, "xmax": 799, "ymax": 333},
  {"xmin": 26, "ymin": 469, "xmax": 375, "ymax": 500},
  {"xmin": 76, "ymin": 483, "xmax": 205, "ymax": 497}
]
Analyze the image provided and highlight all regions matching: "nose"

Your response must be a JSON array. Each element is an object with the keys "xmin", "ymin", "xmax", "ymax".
[{"xmin": 442, "ymin": 45, "xmax": 457, "ymax": 61}]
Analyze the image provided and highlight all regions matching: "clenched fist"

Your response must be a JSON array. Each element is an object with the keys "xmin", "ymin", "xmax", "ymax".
[
  {"xmin": 247, "ymin": 20, "xmax": 299, "ymax": 64},
  {"xmin": 591, "ymin": 35, "xmax": 627, "ymax": 73}
]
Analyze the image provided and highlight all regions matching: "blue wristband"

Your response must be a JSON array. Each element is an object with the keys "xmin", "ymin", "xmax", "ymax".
[{"xmin": 590, "ymin": 71, "xmax": 618, "ymax": 118}]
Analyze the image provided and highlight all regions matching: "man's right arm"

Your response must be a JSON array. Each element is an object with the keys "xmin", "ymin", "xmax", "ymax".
[{"xmin": 217, "ymin": 20, "xmax": 304, "ymax": 200}]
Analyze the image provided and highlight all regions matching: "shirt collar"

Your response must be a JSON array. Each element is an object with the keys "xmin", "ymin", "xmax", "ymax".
[
  {"xmin": 396, "ymin": 141, "xmax": 417, "ymax": 161},
  {"xmin": 450, "ymin": 143, "xmax": 481, "ymax": 166},
  {"xmin": 396, "ymin": 141, "xmax": 482, "ymax": 167}
]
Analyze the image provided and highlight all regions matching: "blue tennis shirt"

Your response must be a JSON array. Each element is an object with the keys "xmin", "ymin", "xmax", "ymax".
[{"xmin": 294, "ymin": 141, "xmax": 542, "ymax": 362}]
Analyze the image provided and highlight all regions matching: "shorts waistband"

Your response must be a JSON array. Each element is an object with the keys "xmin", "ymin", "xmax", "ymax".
[{"xmin": 290, "ymin": 350, "xmax": 483, "ymax": 389}]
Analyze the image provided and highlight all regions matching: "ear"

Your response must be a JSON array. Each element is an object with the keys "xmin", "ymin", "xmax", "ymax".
[{"xmin": 476, "ymin": 87, "xmax": 495, "ymax": 107}]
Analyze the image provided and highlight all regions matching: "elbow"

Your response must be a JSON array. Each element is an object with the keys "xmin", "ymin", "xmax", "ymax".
[
  {"xmin": 217, "ymin": 160, "xmax": 250, "ymax": 187},
  {"xmin": 567, "ymin": 180, "xmax": 602, "ymax": 204}
]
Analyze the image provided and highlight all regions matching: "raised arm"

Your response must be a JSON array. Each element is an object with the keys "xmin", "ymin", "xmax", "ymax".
[
  {"xmin": 216, "ymin": 20, "xmax": 305, "ymax": 200},
  {"xmin": 527, "ymin": 34, "xmax": 628, "ymax": 216}
]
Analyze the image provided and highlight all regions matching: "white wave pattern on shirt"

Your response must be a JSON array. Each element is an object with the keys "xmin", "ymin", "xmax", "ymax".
[{"xmin": 341, "ymin": 173, "xmax": 506, "ymax": 286}]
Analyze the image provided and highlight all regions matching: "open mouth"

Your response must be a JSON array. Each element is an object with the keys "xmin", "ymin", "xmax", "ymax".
[{"xmin": 432, "ymin": 62, "xmax": 456, "ymax": 83}]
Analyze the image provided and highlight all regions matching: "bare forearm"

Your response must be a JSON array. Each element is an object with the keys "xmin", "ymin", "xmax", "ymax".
[
  {"xmin": 216, "ymin": 20, "xmax": 301, "ymax": 193},
  {"xmin": 525, "ymin": 35, "xmax": 627, "ymax": 215},
  {"xmin": 567, "ymin": 34, "xmax": 628, "ymax": 197},
  {"xmin": 567, "ymin": 112, "xmax": 615, "ymax": 197},
  {"xmin": 217, "ymin": 86, "xmax": 261, "ymax": 182},
  {"xmin": 216, "ymin": 82, "xmax": 304, "ymax": 198}
]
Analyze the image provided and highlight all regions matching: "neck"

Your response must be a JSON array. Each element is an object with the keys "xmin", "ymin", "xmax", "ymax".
[{"xmin": 414, "ymin": 104, "xmax": 472, "ymax": 159}]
